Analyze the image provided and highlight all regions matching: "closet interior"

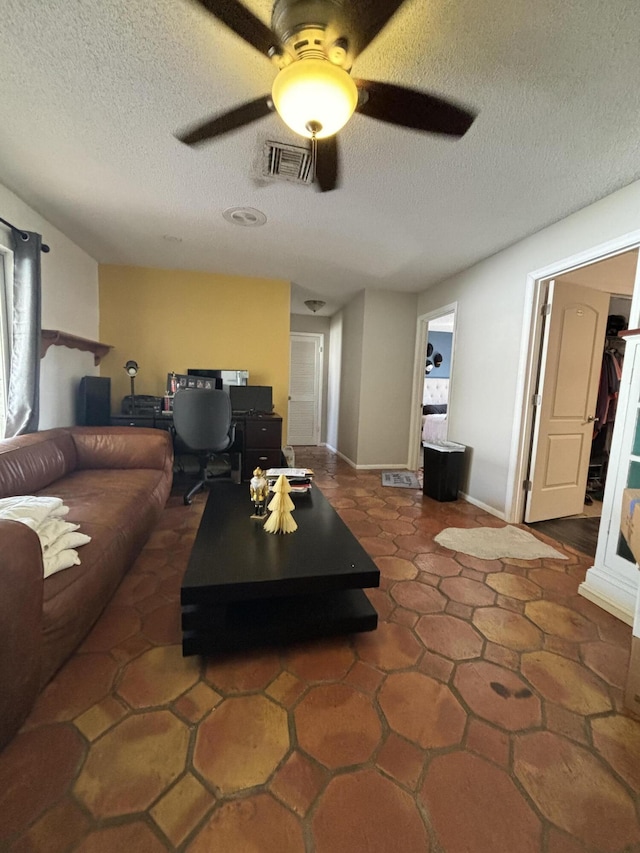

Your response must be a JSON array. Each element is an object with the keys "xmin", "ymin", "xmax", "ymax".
[{"xmin": 586, "ymin": 299, "xmax": 630, "ymax": 512}]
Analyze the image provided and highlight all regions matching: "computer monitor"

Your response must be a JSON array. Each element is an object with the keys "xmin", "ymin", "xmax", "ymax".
[
  {"xmin": 180, "ymin": 370, "xmax": 222, "ymax": 390},
  {"xmin": 229, "ymin": 385, "xmax": 273, "ymax": 414},
  {"xmin": 187, "ymin": 369, "xmax": 220, "ymax": 380},
  {"xmin": 187, "ymin": 369, "xmax": 248, "ymax": 393}
]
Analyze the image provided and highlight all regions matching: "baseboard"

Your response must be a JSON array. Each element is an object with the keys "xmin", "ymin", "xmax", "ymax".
[
  {"xmin": 357, "ymin": 463, "xmax": 413, "ymax": 471},
  {"xmin": 326, "ymin": 446, "xmax": 356, "ymax": 469},
  {"xmin": 323, "ymin": 445, "xmax": 411, "ymax": 471},
  {"xmin": 458, "ymin": 492, "xmax": 506, "ymax": 521},
  {"xmin": 579, "ymin": 567, "xmax": 636, "ymax": 626}
]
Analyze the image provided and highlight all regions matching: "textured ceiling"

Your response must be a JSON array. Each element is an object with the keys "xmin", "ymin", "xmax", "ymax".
[{"xmin": 1, "ymin": 0, "xmax": 640, "ymax": 315}]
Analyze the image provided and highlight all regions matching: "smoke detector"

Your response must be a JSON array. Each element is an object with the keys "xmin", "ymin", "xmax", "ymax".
[{"xmin": 223, "ymin": 207, "xmax": 267, "ymax": 227}]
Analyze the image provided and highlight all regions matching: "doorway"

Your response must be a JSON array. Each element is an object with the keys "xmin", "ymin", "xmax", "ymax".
[
  {"xmin": 288, "ymin": 332, "xmax": 323, "ymax": 446},
  {"xmin": 522, "ymin": 250, "xmax": 638, "ymax": 555},
  {"xmin": 408, "ymin": 303, "xmax": 457, "ymax": 472}
]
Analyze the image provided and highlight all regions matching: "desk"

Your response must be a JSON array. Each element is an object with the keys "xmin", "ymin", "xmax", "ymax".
[
  {"xmin": 110, "ymin": 412, "xmax": 283, "ymax": 481},
  {"xmin": 111, "ymin": 414, "xmax": 167, "ymax": 429}
]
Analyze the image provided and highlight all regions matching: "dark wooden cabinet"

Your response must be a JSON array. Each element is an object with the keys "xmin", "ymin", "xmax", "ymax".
[
  {"xmin": 110, "ymin": 415, "xmax": 155, "ymax": 428},
  {"xmin": 109, "ymin": 411, "xmax": 283, "ymax": 481},
  {"xmin": 239, "ymin": 414, "xmax": 282, "ymax": 480}
]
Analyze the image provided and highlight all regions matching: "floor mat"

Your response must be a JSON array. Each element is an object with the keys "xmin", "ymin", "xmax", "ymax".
[
  {"xmin": 381, "ymin": 472, "xmax": 421, "ymax": 489},
  {"xmin": 434, "ymin": 525, "xmax": 568, "ymax": 560}
]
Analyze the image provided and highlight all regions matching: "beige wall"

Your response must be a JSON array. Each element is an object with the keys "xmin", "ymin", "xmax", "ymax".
[
  {"xmin": 337, "ymin": 292, "xmax": 365, "ymax": 463},
  {"xmin": 0, "ymin": 182, "xmax": 99, "ymax": 430},
  {"xmin": 327, "ymin": 312, "xmax": 342, "ymax": 451},
  {"xmin": 332, "ymin": 290, "xmax": 417, "ymax": 468},
  {"xmin": 99, "ymin": 265, "xmax": 291, "ymax": 433},
  {"xmin": 358, "ymin": 291, "xmax": 418, "ymax": 466}
]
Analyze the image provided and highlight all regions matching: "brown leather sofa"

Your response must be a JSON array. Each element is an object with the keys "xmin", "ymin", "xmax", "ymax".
[{"xmin": 0, "ymin": 426, "xmax": 173, "ymax": 751}]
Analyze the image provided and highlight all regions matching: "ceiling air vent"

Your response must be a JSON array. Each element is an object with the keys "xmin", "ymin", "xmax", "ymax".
[{"xmin": 263, "ymin": 140, "xmax": 313, "ymax": 185}]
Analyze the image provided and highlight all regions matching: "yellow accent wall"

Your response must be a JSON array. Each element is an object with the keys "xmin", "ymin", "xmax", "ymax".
[{"xmin": 99, "ymin": 265, "xmax": 290, "ymax": 433}]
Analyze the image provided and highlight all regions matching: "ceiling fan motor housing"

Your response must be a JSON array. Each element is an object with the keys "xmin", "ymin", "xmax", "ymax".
[{"xmin": 272, "ymin": 0, "xmax": 353, "ymax": 67}]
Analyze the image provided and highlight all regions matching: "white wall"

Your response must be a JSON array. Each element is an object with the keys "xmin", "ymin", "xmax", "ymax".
[
  {"xmin": 358, "ymin": 290, "xmax": 417, "ymax": 467},
  {"xmin": 0, "ymin": 183, "xmax": 99, "ymax": 429},
  {"xmin": 417, "ymin": 179, "xmax": 640, "ymax": 515},
  {"xmin": 290, "ymin": 313, "xmax": 331, "ymax": 443}
]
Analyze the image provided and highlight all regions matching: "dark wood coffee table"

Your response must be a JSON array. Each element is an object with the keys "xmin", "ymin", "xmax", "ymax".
[{"xmin": 181, "ymin": 482, "xmax": 380, "ymax": 655}]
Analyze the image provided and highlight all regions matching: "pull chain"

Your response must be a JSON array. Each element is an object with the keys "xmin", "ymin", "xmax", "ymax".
[
  {"xmin": 311, "ymin": 131, "xmax": 317, "ymax": 181},
  {"xmin": 306, "ymin": 120, "xmax": 322, "ymax": 184}
]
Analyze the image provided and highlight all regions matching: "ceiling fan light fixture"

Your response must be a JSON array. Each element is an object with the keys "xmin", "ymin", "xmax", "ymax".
[{"xmin": 271, "ymin": 59, "xmax": 358, "ymax": 139}]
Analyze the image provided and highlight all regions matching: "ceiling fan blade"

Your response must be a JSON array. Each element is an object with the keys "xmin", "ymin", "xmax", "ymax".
[
  {"xmin": 346, "ymin": 0, "xmax": 407, "ymax": 59},
  {"xmin": 193, "ymin": 0, "xmax": 279, "ymax": 58},
  {"xmin": 355, "ymin": 80, "xmax": 476, "ymax": 137},
  {"xmin": 177, "ymin": 96, "xmax": 273, "ymax": 145},
  {"xmin": 314, "ymin": 135, "xmax": 339, "ymax": 192}
]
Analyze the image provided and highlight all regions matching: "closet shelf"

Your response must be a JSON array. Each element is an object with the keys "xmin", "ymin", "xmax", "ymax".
[
  {"xmin": 618, "ymin": 329, "xmax": 640, "ymax": 339},
  {"xmin": 41, "ymin": 330, "xmax": 113, "ymax": 365}
]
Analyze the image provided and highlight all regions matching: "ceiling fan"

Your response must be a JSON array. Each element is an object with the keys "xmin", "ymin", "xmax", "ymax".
[{"xmin": 177, "ymin": 0, "xmax": 477, "ymax": 191}]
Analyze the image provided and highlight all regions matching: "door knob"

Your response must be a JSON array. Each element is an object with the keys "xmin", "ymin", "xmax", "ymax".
[{"xmin": 586, "ymin": 415, "xmax": 599, "ymax": 423}]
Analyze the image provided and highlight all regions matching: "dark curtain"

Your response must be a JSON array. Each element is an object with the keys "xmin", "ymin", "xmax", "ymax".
[{"xmin": 4, "ymin": 228, "xmax": 42, "ymax": 436}]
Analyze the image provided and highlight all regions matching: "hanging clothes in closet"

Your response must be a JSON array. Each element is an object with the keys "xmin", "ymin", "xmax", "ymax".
[{"xmin": 594, "ymin": 347, "xmax": 623, "ymax": 435}]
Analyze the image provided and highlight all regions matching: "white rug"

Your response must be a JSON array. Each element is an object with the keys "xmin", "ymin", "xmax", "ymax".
[
  {"xmin": 434, "ymin": 525, "xmax": 568, "ymax": 560},
  {"xmin": 381, "ymin": 472, "xmax": 421, "ymax": 489}
]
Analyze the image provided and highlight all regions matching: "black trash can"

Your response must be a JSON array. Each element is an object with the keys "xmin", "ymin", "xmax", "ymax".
[{"xmin": 422, "ymin": 441, "xmax": 466, "ymax": 501}]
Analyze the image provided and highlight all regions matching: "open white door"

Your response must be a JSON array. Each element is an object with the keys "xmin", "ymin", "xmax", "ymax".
[
  {"xmin": 288, "ymin": 333, "xmax": 323, "ymax": 445},
  {"xmin": 525, "ymin": 279, "xmax": 609, "ymax": 522}
]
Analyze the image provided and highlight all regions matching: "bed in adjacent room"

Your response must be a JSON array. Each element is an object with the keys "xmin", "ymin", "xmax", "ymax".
[{"xmin": 422, "ymin": 378, "xmax": 449, "ymax": 444}]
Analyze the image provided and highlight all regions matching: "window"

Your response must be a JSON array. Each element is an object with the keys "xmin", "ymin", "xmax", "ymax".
[{"xmin": 0, "ymin": 241, "xmax": 12, "ymax": 439}]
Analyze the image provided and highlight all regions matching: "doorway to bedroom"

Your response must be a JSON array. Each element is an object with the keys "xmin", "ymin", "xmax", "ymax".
[
  {"xmin": 408, "ymin": 304, "xmax": 457, "ymax": 473},
  {"xmin": 422, "ymin": 312, "xmax": 454, "ymax": 445}
]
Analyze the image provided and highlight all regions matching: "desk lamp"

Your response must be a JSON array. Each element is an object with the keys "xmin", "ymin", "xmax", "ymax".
[{"xmin": 124, "ymin": 360, "xmax": 139, "ymax": 415}]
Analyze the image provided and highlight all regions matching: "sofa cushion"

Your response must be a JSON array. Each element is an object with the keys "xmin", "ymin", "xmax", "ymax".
[
  {"xmin": 0, "ymin": 521, "xmax": 44, "ymax": 749},
  {"xmin": 42, "ymin": 468, "xmax": 167, "ymax": 529},
  {"xmin": 0, "ymin": 430, "xmax": 77, "ymax": 498},
  {"xmin": 71, "ymin": 428, "xmax": 172, "ymax": 472},
  {"xmin": 39, "ymin": 467, "xmax": 170, "ymax": 685},
  {"xmin": 40, "ymin": 520, "xmax": 136, "ymax": 686}
]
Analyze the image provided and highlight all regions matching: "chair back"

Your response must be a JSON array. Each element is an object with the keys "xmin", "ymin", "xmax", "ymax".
[{"xmin": 172, "ymin": 389, "xmax": 233, "ymax": 453}]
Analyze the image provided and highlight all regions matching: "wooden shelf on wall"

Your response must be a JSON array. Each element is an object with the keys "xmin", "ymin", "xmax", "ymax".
[{"xmin": 41, "ymin": 330, "xmax": 113, "ymax": 365}]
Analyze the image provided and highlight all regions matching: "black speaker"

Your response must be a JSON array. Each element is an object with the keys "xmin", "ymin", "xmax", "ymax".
[{"xmin": 77, "ymin": 376, "xmax": 111, "ymax": 426}]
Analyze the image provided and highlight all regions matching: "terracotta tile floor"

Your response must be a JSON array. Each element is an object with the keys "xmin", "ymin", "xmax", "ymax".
[{"xmin": 2, "ymin": 447, "xmax": 640, "ymax": 852}]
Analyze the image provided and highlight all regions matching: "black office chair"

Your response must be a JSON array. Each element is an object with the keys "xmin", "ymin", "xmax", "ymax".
[{"xmin": 172, "ymin": 388, "xmax": 237, "ymax": 505}]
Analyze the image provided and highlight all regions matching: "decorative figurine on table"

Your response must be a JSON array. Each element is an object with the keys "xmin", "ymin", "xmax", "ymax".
[
  {"xmin": 263, "ymin": 473, "xmax": 297, "ymax": 534},
  {"xmin": 249, "ymin": 467, "xmax": 269, "ymax": 519}
]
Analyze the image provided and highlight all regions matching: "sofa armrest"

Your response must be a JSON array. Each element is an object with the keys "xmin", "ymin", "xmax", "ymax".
[
  {"xmin": 70, "ymin": 427, "xmax": 173, "ymax": 473},
  {"xmin": 0, "ymin": 520, "xmax": 44, "ymax": 750}
]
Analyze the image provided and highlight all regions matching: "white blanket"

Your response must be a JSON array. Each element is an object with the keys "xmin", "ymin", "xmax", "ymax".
[
  {"xmin": 0, "ymin": 495, "xmax": 68, "ymax": 528},
  {"xmin": 0, "ymin": 496, "xmax": 90, "ymax": 577}
]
